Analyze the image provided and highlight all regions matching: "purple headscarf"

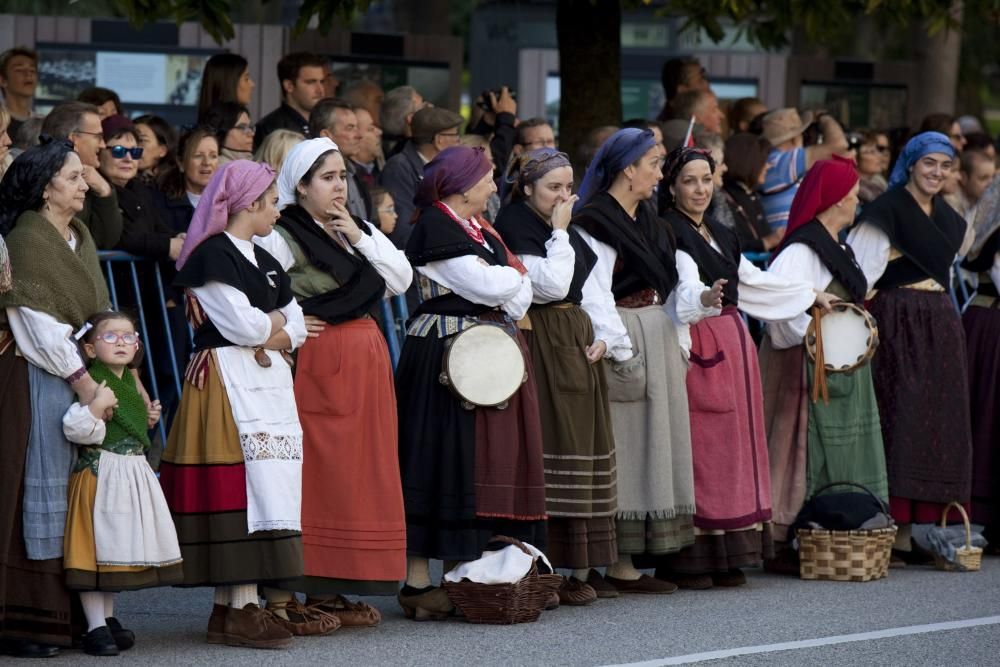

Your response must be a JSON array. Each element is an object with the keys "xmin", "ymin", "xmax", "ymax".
[
  {"xmin": 500, "ymin": 147, "xmax": 572, "ymax": 204},
  {"xmin": 175, "ymin": 160, "xmax": 276, "ymax": 269},
  {"xmin": 413, "ymin": 146, "xmax": 493, "ymax": 210}
]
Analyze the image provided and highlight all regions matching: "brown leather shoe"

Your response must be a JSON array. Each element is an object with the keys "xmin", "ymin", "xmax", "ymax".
[
  {"xmin": 397, "ymin": 587, "xmax": 454, "ymax": 621},
  {"xmin": 585, "ymin": 569, "xmax": 620, "ymax": 599},
  {"xmin": 710, "ymin": 569, "xmax": 747, "ymax": 587},
  {"xmin": 604, "ymin": 574, "xmax": 678, "ymax": 594},
  {"xmin": 558, "ymin": 577, "xmax": 598, "ymax": 606},
  {"xmin": 206, "ymin": 604, "xmax": 228, "ymax": 645},
  {"xmin": 223, "ymin": 604, "xmax": 293, "ymax": 649},
  {"xmin": 305, "ymin": 596, "xmax": 381, "ymax": 628},
  {"xmin": 544, "ymin": 591, "xmax": 560, "ymax": 611},
  {"xmin": 267, "ymin": 599, "xmax": 341, "ymax": 636}
]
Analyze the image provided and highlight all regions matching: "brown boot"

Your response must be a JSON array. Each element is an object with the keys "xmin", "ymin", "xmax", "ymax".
[
  {"xmin": 305, "ymin": 596, "xmax": 381, "ymax": 628},
  {"xmin": 223, "ymin": 604, "xmax": 293, "ymax": 649},
  {"xmin": 206, "ymin": 604, "xmax": 228, "ymax": 645},
  {"xmin": 267, "ymin": 599, "xmax": 341, "ymax": 636}
]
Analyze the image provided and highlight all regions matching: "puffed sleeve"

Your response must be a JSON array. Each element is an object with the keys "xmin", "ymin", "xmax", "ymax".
[
  {"xmin": 6, "ymin": 307, "xmax": 86, "ymax": 379},
  {"xmin": 62, "ymin": 402, "xmax": 106, "ymax": 445},
  {"xmin": 518, "ymin": 229, "xmax": 575, "ymax": 303},
  {"xmin": 666, "ymin": 250, "xmax": 721, "ymax": 358},
  {"xmin": 576, "ymin": 228, "xmax": 632, "ymax": 361},
  {"xmin": 765, "ymin": 244, "xmax": 832, "ymax": 350},
  {"xmin": 352, "ymin": 222, "xmax": 414, "ymax": 296},
  {"xmin": 190, "ymin": 283, "xmax": 274, "ymax": 347},
  {"xmin": 846, "ymin": 222, "xmax": 891, "ymax": 292},
  {"xmin": 253, "ymin": 231, "xmax": 296, "ymax": 272},
  {"xmin": 736, "ymin": 254, "xmax": 816, "ymax": 322},
  {"xmin": 418, "ymin": 255, "xmax": 525, "ymax": 307},
  {"xmin": 278, "ymin": 296, "xmax": 307, "ymax": 350}
]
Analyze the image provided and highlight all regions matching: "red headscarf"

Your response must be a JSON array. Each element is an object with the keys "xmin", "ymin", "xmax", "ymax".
[{"xmin": 780, "ymin": 155, "xmax": 859, "ymax": 248}]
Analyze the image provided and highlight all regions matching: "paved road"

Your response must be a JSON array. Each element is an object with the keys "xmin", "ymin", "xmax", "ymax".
[{"xmin": 10, "ymin": 557, "xmax": 999, "ymax": 666}]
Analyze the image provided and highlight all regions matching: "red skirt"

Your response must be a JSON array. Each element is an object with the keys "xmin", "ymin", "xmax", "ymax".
[{"xmin": 295, "ymin": 319, "xmax": 406, "ymax": 583}]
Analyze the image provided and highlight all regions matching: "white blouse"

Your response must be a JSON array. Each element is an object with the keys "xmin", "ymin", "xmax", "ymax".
[
  {"xmin": 765, "ymin": 243, "xmax": 841, "ymax": 350},
  {"xmin": 62, "ymin": 402, "xmax": 105, "ymax": 445},
  {"xmin": 846, "ymin": 222, "xmax": 893, "ymax": 290},
  {"xmin": 669, "ymin": 240, "xmax": 816, "ymax": 357},
  {"xmin": 576, "ymin": 228, "xmax": 633, "ymax": 362},
  {"xmin": 256, "ymin": 219, "xmax": 413, "ymax": 297},
  {"xmin": 191, "ymin": 233, "xmax": 307, "ymax": 350},
  {"xmin": 417, "ymin": 254, "xmax": 533, "ymax": 321},
  {"xmin": 517, "ymin": 228, "xmax": 576, "ymax": 304}
]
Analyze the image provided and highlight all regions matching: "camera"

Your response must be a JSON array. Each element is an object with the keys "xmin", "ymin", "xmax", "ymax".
[{"xmin": 477, "ymin": 88, "xmax": 517, "ymax": 112}]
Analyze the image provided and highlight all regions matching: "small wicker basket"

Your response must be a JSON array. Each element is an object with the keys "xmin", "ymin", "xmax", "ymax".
[
  {"xmin": 797, "ymin": 481, "xmax": 896, "ymax": 583},
  {"xmin": 442, "ymin": 536, "xmax": 563, "ymax": 624},
  {"xmin": 932, "ymin": 502, "xmax": 983, "ymax": 572}
]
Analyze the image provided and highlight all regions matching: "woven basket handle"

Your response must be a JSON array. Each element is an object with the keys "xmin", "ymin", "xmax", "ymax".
[
  {"xmin": 487, "ymin": 535, "xmax": 532, "ymax": 557},
  {"xmin": 939, "ymin": 502, "xmax": 973, "ymax": 549},
  {"xmin": 809, "ymin": 480, "xmax": 889, "ymax": 515}
]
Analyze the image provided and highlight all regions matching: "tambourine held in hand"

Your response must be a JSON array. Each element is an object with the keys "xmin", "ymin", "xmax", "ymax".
[
  {"xmin": 439, "ymin": 324, "xmax": 527, "ymax": 410},
  {"xmin": 804, "ymin": 302, "xmax": 879, "ymax": 373}
]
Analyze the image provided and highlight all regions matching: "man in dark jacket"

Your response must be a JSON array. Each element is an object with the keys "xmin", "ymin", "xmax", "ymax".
[{"xmin": 254, "ymin": 52, "xmax": 327, "ymax": 150}]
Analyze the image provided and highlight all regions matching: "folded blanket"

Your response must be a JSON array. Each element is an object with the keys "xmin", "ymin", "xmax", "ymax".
[{"xmin": 926, "ymin": 526, "xmax": 987, "ymax": 570}]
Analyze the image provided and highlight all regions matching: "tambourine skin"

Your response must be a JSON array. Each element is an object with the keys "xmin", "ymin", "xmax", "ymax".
[
  {"xmin": 804, "ymin": 303, "xmax": 879, "ymax": 373},
  {"xmin": 439, "ymin": 323, "xmax": 527, "ymax": 408}
]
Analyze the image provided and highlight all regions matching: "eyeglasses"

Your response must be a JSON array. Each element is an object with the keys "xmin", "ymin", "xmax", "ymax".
[
  {"xmin": 235, "ymin": 123, "xmax": 256, "ymax": 135},
  {"xmin": 74, "ymin": 130, "xmax": 104, "ymax": 139},
  {"xmin": 378, "ymin": 206, "xmax": 396, "ymax": 214},
  {"xmin": 109, "ymin": 145, "xmax": 143, "ymax": 160},
  {"xmin": 96, "ymin": 332, "xmax": 139, "ymax": 345},
  {"xmin": 438, "ymin": 131, "xmax": 460, "ymax": 138}
]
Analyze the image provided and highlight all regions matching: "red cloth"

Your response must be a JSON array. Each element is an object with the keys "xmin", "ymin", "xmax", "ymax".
[
  {"xmin": 295, "ymin": 319, "xmax": 406, "ymax": 582},
  {"xmin": 781, "ymin": 155, "xmax": 859, "ymax": 247}
]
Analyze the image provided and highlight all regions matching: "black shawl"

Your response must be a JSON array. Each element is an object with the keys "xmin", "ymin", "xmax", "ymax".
[
  {"xmin": 276, "ymin": 204, "xmax": 387, "ymax": 325},
  {"xmin": 859, "ymin": 187, "xmax": 965, "ymax": 290},
  {"xmin": 572, "ymin": 192, "xmax": 678, "ymax": 301},
  {"xmin": 173, "ymin": 233, "xmax": 293, "ymax": 351},
  {"xmin": 665, "ymin": 207, "xmax": 741, "ymax": 306},
  {"xmin": 406, "ymin": 205, "xmax": 509, "ymax": 317},
  {"xmin": 777, "ymin": 219, "xmax": 868, "ymax": 303},
  {"xmin": 493, "ymin": 200, "xmax": 597, "ymax": 306}
]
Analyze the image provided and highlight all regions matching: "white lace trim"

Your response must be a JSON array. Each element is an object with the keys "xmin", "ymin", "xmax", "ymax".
[
  {"xmin": 247, "ymin": 520, "xmax": 301, "ymax": 533},
  {"xmin": 239, "ymin": 432, "xmax": 303, "ymax": 462}
]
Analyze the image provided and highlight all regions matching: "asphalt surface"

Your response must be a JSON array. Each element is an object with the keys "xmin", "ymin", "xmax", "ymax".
[{"xmin": 6, "ymin": 557, "xmax": 998, "ymax": 666}]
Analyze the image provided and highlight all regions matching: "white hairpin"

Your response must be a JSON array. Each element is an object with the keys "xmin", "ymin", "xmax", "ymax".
[{"xmin": 73, "ymin": 321, "xmax": 94, "ymax": 341}]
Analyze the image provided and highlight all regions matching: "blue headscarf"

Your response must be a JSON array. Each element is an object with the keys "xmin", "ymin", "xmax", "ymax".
[
  {"xmin": 888, "ymin": 131, "xmax": 955, "ymax": 190},
  {"xmin": 574, "ymin": 128, "xmax": 657, "ymax": 211}
]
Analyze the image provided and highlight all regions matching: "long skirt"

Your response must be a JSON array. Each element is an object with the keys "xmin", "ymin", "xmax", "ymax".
[
  {"xmin": 396, "ymin": 318, "xmax": 547, "ymax": 562},
  {"xmin": 868, "ymin": 288, "xmax": 972, "ymax": 524},
  {"xmin": 963, "ymin": 304, "xmax": 1000, "ymax": 541},
  {"xmin": 288, "ymin": 319, "xmax": 405, "ymax": 596},
  {"xmin": 64, "ymin": 466, "xmax": 183, "ymax": 591},
  {"xmin": 760, "ymin": 337, "xmax": 888, "ymax": 541},
  {"xmin": 525, "ymin": 304, "xmax": 617, "ymax": 569},
  {"xmin": 664, "ymin": 307, "xmax": 774, "ymax": 573},
  {"xmin": 0, "ymin": 345, "xmax": 77, "ymax": 646},
  {"xmin": 608, "ymin": 306, "xmax": 695, "ymax": 557},
  {"xmin": 159, "ymin": 355, "xmax": 303, "ymax": 586}
]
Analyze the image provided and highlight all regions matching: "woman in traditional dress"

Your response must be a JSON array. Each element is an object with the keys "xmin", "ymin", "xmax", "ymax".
[
  {"xmin": 395, "ymin": 145, "xmax": 547, "ymax": 620},
  {"xmin": 493, "ymin": 148, "xmax": 614, "ymax": 605},
  {"xmin": 256, "ymin": 137, "xmax": 411, "ymax": 626},
  {"xmin": 0, "ymin": 140, "xmax": 115, "ymax": 658},
  {"xmin": 570, "ymin": 128, "xmax": 694, "ymax": 595},
  {"xmin": 962, "ymin": 177, "xmax": 1000, "ymax": 550},
  {"xmin": 158, "ymin": 160, "xmax": 311, "ymax": 649},
  {"xmin": 848, "ymin": 132, "xmax": 973, "ymax": 555},
  {"xmin": 658, "ymin": 146, "xmax": 836, "ymax": 589},
  {"xmin": 760, "ymin": 156, "xmax": 889, "ymax": 548}
]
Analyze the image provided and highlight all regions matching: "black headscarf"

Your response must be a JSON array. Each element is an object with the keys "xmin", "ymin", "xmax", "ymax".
[{"xmin": 0, "ymin": 137, "xmax": 76, "ymax": 237}]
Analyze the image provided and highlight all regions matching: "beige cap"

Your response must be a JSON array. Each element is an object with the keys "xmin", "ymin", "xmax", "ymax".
[
  {"xmin": 761, "ymin": 108, "xmax": 815, "ymax": 146},
  {"xmin": 411, "ymin": 107, "xmax": 464, "ymax": 144}
]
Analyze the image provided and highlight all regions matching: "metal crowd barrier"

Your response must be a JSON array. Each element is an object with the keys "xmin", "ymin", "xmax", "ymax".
[{"xmin": 97, "ymin": 253, "xmax": 413, "ymax": 444}]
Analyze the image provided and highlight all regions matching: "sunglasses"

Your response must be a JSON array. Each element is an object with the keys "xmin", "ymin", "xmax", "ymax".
[
  {"xmin": 109, "ymin": 145, "xmax": 144, "ymax": 160},
  {"xmin": 96, "ymin": 332, "xmax": 139, "ymax": 345}
]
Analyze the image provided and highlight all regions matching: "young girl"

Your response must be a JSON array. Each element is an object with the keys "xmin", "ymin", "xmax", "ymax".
[
  {"xmin": 62, "ymin": 311, "xmax": 183, "ymax": 657},
  {"xmin": 369, "ymin": 186, "xmax": 398, "ymax": 236}
]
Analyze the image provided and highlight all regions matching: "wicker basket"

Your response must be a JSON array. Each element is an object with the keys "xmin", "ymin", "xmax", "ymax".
[
  {"xmin": 932, "ymin": 502, "xmax": 983, "ymax": 572},
  {"xmin": 797, "ymin": 481, "xmax": 897, "ymax": 582},
  {"xmin": 442, "ymin": 536, "xmax": 563, "ymax": 624}
]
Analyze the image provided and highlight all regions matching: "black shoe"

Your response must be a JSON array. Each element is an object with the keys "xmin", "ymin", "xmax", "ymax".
[
  {"xmin": 83, "ymin": 626, "xmax": 119, "ymax": 657},
  {"xmin": 0, "ymin": 638, "xmax": 61, "ymax": 658},
  {"xmin": 104, "ymin": 617, "xmax": 135, "ymax": 651}
]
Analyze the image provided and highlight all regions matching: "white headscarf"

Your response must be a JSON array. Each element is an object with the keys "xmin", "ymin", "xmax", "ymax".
[{"xmin": 276, "ymin": 137, "xmax": 340, "ymax": 210}]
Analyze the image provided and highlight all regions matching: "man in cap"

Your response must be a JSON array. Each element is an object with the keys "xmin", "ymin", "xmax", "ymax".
[
  {"xmin": 759, "ymin": 108, "xmax": 848, "ymax": 232},
  {"xmin": 378, "ymin": 105, "xmax": 464, "ymax": 248}
]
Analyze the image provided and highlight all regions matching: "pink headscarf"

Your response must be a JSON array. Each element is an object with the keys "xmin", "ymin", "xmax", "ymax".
[
  {"xmin": 175, "ymin": 160, "xmax": 276, "ymax": 269},
  {"xmin": 780, "ymin": 155, "xmax": 859, "ymax": 249}
]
